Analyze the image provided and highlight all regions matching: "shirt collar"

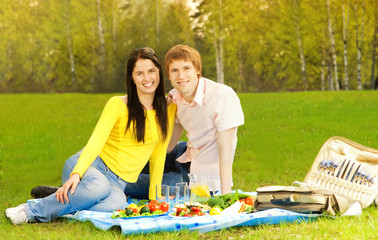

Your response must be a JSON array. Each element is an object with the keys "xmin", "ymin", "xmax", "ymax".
[
  {"xmin": 172, "ymin": 77, "xmax": 205, "ymax": 106},
  {"xmin": 192, "ymin": 77, "xmax": 205, "ymax": 106}
]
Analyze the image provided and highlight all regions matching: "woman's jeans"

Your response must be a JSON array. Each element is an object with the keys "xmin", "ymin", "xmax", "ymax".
[
  {"xmin": 25, "ymin": 150, "xmax": 128, "ymax": 223},
  {"xmin": 124, "ymin": 141, "xmax": 188, "ymax": 199}
]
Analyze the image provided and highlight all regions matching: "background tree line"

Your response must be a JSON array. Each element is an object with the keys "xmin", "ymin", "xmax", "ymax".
[{"xmin": 0, "ymin": 0, "xmax": 376, "ymax": 93}]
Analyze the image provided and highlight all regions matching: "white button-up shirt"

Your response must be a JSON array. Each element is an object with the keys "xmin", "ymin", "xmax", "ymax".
[{"xmin": 170, "ymin": 77, "xmax": 244, "ymax": 190}]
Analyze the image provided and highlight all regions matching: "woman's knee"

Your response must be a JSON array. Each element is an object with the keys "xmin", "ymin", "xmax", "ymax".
[
  {"xmin": 87, "ymin": 187, "xmax": 127, "ymax": 212},
  {"xmin": 106, "ymin": 189, "xmax": 127, "ymax": 210}
]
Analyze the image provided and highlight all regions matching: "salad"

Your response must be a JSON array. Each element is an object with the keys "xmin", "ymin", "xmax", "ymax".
[
  {"xmin": 204, "ymin": 191, "xmax": 256, "ymax": 215},
  {"xmin": 112, "ymin": 200, "xmax": 169, "ymax": 218},
  {"xmin": 171, "ymin": 204, "xmax": 206, "ymax": 217}
]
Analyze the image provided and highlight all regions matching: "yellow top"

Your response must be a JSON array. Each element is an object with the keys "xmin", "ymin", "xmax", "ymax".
[{"xmin": 72, "ymin": 96, "xmax": 176, "ymax": 199}]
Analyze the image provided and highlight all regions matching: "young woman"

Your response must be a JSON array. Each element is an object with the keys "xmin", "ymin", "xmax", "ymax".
[{"xmin": 5, "ymin": 47, "xmax": 176, "ymax": 224}]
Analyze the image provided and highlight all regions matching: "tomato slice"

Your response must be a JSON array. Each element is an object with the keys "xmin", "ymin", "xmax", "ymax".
[
  {"xmin": 149, "ymin": 204, "xmax": 160, "ymax": 212},
  {"xmin": 148, "ymin": 200, "xmax": 159, "ymax": 206},
  {"xmin": 244, "ymin": 196, "xmax": 256, "ymax": 206},
  {"xmin": 160, "ymin": 202, "xmax": 169, "ymax": 212}
]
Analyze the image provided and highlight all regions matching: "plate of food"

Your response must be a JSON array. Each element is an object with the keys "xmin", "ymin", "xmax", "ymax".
[
  {"xmin": 170, "ymin": 204, "xmax": 208, "ymax": 218},
  {"xmin": 111, "ymin": 200, "xmax": 170, "ymax": 219},
  {"xmin": 204, "ymin": 192, "xmax": 256, "ymax": 215}
]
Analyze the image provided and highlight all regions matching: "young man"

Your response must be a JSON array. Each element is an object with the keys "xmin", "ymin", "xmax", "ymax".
[
  {"xmin": 31, "ymin": 44, "xmax": 244, "ymax": 199},
  {"xmin": 161, "ymin": 44, "xmax": 244, "ymax": 194}
]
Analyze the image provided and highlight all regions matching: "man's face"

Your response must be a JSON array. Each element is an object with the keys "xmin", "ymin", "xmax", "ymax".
[{"xmin": 168, "ymin": 59, "xmax": 200, "ymax": 102}]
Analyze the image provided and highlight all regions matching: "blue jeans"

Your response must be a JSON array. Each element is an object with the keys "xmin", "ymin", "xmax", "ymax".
[
  {"xmin": 25, "ymin": 150, "xmax": 128, "ymax": 223},
  {"xmin": 124, "ymin": 141, "xmax": 188, "ymax": 199}
]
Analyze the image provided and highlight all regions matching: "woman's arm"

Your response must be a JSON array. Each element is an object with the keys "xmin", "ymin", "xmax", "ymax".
[
  {"xmin": 148, "ymin": 142, "xmax": 167, "ymax": 200},
  {"xmin": 57, "ymin": 97, "xmax": 121, "ymax": 203},
  {"xmin": 71, "ymin": 97, "xmax": 121, "ymax": 177}
]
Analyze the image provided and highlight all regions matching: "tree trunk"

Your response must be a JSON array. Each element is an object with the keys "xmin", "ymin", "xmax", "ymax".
[
  {"xmin": 371, "ymin": 1, "xmax": 377, "ymax": 90},
  {"xmin": 112, "ymin": 0, "xmax": 118, "ymax": 82},
  {"xmin": 342, "ymin": 0, "xmax": 350, "ymax": 90},
  {"xmin": 321, "ymin": 59, "xmax": 325, "ymax": 91},
  {"xmin": 214, "ymin": 0, "xmax": 224, "ymax": 84},
  {"xmin": 296, "ymin": 23, "xmax": 307, "ymax": 90},
  {"xmin": 327, "ymin": 59, "xmax": 333, "ymax": 90},
  {"xmin": 355, "ymin": 0, "xmax": 365, "ymax": 90},
  {"xmin": 96, "ymin": 0, "xmax": 106, "ymax": 91},
  {"xmin": 90, "ymin": 26, "xmax": 96, "ymax": 93},
  {"xmin": 321, "ymin": 49, "xmax": 326, "ymax": 91},
  {"xmin": 294, "ymin": 0, "xmax": 307, "ymax": 90},
  {"xmin": 297, "ymin": 33, "xmax": 307, "ymax": 91},
  {"xmin": 63, "ymin": 0, "xmax": 76, "ymax": 91},
  {"xmin": 6, "ymin": 42, "xmax": 14, "ymax": 83},
  {"xmin": 327, "ymin": 0, "xmax": 339, "ymax": 90},
  {"xmin": 357, "ymin": 47, "xmax": 363, "ymax": 90},
  {"xmin": 156, "ymin": 0, "xmax": 160, "ymax": 46},
  {"xmin": 237, "ymin": 41, "xmax": 245, "ymax": 91},
  {"xmin": 214, "ymin": 37, "xmax": 224, "ymax": 84}
]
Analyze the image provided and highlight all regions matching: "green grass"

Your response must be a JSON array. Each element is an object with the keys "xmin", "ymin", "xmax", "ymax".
[{"xmin": 1, "ymin": 91, "xmax": 378, "ymax": 239}]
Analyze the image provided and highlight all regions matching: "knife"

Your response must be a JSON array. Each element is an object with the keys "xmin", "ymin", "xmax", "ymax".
[
  {"xmin": 331, "ymin": 161, "xmax": 339, "ymax": 176},
  {"xmin": 350, "ymin": 164, "xmax": 361, "ymax": 183},
  {"xmin": 369, "ymin": 177, "xmax": 375, "ymax": 187},
  {"xmin": 344, "ymin": 162, "xmax": 355, "ymax": 181},
  {"xmin": 335, "ymin": 159, "xmax": 346, "ymax": 178},
  {"xmin": 340, "ymin": 160, "xmax": 351, "ymax": 179}
]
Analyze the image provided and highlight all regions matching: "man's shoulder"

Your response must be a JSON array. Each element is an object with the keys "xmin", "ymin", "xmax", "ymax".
[{"xmin": 204, "ymin": 78, "xmax": 236, "ymax": 97}]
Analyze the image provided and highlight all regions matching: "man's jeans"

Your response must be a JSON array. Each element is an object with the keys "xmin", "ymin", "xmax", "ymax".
[
  {"xmin": 124, "ymin": 141, "xmax": 188, "ymax": 199},
  {"xmin": 25, "ymin": 150, "xmax": 128, "ymax": 222}
]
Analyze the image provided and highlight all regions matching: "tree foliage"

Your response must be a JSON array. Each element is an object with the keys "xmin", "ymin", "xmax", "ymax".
[{"xmin": 0, "ymin": 0, "xmax": 376, "ymax": 93}]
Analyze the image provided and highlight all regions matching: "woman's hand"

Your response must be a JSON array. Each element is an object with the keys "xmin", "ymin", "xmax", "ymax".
[{"xmin": 55, "ymin": 173, "xmax": 81, "ymax": 204}]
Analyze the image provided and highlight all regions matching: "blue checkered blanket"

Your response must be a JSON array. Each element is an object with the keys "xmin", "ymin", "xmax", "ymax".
[
  {"xmin": 63, "ymin": 208, "xmax": 320, "ymax": 235},
  {"xmin": 28, "ymin": 191, "xmax": 321, "ymax": 235}
]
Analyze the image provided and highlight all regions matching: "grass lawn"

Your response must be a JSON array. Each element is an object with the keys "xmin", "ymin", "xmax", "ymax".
[{"xmin": 1, "ymin": 91, "xmax": 378, "ymax": 239}]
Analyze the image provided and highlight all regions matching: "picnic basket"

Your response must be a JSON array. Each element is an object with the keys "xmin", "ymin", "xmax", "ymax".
[{"xmin": 255, "ymin": 136, "xmax": 378, "ymax": 214}]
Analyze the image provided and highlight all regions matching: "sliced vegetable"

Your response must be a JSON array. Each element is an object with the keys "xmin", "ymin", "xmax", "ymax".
[
  {"xmin": 245, "ymin": 196, "xmax": 256, "ymax": 206},
  {"xmin": 127, "ymin": 203, "xmax": 139, "ymax": 209},
  {"xmin": 209, "ymin": 207, "xmax": 222, "ymax": 215},
  {"xmin": 160, "ymin": 202, "xmax": 169, "ymax": 212}
]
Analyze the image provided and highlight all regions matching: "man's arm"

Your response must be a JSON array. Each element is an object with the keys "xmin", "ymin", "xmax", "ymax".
[
  {"xmin": 167, "ymin": 122, "xmax": 184, "ymax": 153},
  {"xmin": 217, "ymin": 127, "xmax": 237, "ymax": 194}
]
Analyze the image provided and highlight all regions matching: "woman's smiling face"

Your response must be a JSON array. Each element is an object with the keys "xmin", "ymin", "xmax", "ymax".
[{"xmin": 132, "ymin": 59, "xmax": 160, "ymax": 96}]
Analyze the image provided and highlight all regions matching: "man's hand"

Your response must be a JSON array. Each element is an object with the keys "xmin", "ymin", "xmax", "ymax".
[
  {"xmin": 217, "ymin": 127, "xmax": 237, "ymax": 194},
  {"xmin": 56, "ymin": 173, "xmax": 80, "ymax": 204}
]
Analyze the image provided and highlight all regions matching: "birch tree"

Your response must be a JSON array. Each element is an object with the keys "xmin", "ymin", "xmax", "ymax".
[
  {"xmin": 156, "ymin": 0, "xmax": 161, "ymax": 46},
  {"xmin": 192, "ymin": 0, "xmax": 225, "ymax": 84},
  {"xmin": 213, "ymin": 0, "xmax": 224, "ymax": 84},
  {"xmin": 63, "ymin": 0, "xmax": 77, "ymax": 91},
  {"xmin": 370, "ymin": 0, "xmax": 377, "ymax": 89},
  {"xmin": 326, "ymin": 0, "xmax": 339, "ymax": 90},
  {"xmin": 353, "ymin": 0, "xmax": 366, "ymax": 90},
  {"xmin": 342, "ymin": 0, "xmax": 350, "ymax": 90},
  {"xmin": 112, "ymin": 0, "xmax": 119, "ymax": 81},
  {"xmin": 96, "ymin": 0, "xmax": 106, "ymax": 91},
  {"xmin": 293, "ymin": 0, "xmax": 307, "ymax": 90}
]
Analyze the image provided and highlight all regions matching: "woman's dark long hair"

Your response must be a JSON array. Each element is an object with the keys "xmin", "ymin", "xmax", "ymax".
[{"xmin": 125, "ymin": 47, "xmax": 168, "ymax": 142}]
